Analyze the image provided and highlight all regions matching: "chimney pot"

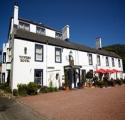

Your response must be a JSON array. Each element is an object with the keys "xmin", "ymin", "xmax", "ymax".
[
  {"xmin": 62, "ymin": 25, "xmax": 70, "ymax": 40},
  {"xmin": 13, "ymin": 3, "xmax": 19, "ymax": 25},
  {"xmin": 96, "ymin": 37, "xmax": 102, "ymax": 49}
]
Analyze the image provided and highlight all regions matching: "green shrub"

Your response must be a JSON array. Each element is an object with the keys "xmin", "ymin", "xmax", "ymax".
[
  {"xmin": 48, "ymin": 87, "xmax": 54, "ymax": 92},
  {"xmin": 92, "ymin": 76, "xmax": 98, "ymax": 86},
  {"xmin": 40, "ymin": 86, "xmax": 49, "ymax": 93},
  {"xmin": 77, "ymin": 82, "xmax": 84, "ymax": 88},
  {"xmin": 86, "ymin": 71, "xmax": 93, "ymax": 79},
  {"xmin": 120, "ymin": 78, "xmax": 124, "ymax": 84},
  {"xmin": 49, "ymin": 81, "xmax": 53, "ymax": 88},
  {"xmin": 103, "ymin": 76, "xmax": 109, "ymax": 87},
  {"xmin": 4, "ymin": 86, "xmax": 12, "ymax": 93},
  {"xmin": 108, "ymin": 80, "xmax": 115, "ymax": 87},
  {"xmin": 116, "ymin": 79, "xmax": 123, "ymax": 86},
  {"xmin": 123, "ymin": 79, "xmax": 125, "ymax": 84},
  {"xmin": 40, "ymin": 86, "xmax": 58, "ymax": 93},
  {"xmin": 95, "ymin": 81, "xmax": 104, "ymax": 88},
  {"xmin": 13, "ymin": 89, "xmax": 18, "ymax": 96},
  {"xmin": 0, "ymin": 83, "xmax": 11, "ymax": 93},
  {"xmin": 27, "ymin": 82, "xmax": 39, "ymax": 95},
  {"xmin": 17, "ymin": 84, "xmax": 27, "ymax": 96},
  {"xmin": 104, "ymin": 80, "xmax": 108, "ymax": 87},
  {"xmin": 54, "ymin": 87, "xmax": 58, "ymax": 91}
]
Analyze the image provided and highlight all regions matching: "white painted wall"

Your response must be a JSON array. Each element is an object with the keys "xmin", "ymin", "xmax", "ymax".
[
  {"xmin": 19, "ymin": 20, "xmax": 58, "ymax": 39},
  {"xmin": 30, "ymin": 24, "xmax": 36, "ymax": 33},
  {"xmin": 45, "ymin": 28, "xmax": 55, "ymax": 38},
  {"xmin": 12, "ymin": 39, "xmax": 47, "ymax": 89},
  {"xmin": 9, "ymin": 38, "xmax": 123, "ymax": 89},
  {"xmin": 2, "ymin": 4, "xmax": 124, "ymax": 89}
]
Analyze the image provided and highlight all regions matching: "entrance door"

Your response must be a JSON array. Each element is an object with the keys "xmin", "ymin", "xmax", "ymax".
[
  {"xmin": 74, "ymin": 69, "xmax": 80, "ymax": 88},
  {"xmin": 82, "ymin": 69, "xmax": 86, "ymax": 83},
  {"xmin": 2, "ymin": 73, "xmax": 5, "ymax": 83},
  {"xmin": 67, "ymin": 69, "xmax": 74, "ymax": 88},
  {"xmin": 64, "ymin": 67, "xmax": 80, "ymax": 88},
  {"xmin": 7, "ymin": 70, "xmax": 10, "ymax": 85},
  {"xmin": 34, "ymin": 69, "xmax": 43, "ymax": 85}
]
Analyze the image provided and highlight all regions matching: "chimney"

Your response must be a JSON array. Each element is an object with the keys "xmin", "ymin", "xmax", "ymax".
[
  {"xmin": 96, "ymin": 37, "xmax": 102, "ymax": 49},
  {"xmin": 62, "ymin": 25, "xmax": 70, "ymax": 40},
  {"xmin": 13, "ymin": 2, "xmax": 19, "ymax": 25}
]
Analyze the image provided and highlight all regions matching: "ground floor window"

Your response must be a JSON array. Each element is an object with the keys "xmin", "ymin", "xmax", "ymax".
[
  {"xmin": 34, "ymin": 69, "xmax": 43, "ymax": 85},
  {"xmin": 2, "ymin": 73, "xmax": 5, "ymax": 83},
  {"xmin": 81, "ymin": 69, "xmax": 86, "ymax": 82},
  {"xmin": 0, "ymin": 73, "xmax": 1, "ymax": 84}
]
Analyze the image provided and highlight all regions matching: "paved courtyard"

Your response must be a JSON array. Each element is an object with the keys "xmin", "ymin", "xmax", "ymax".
[
  {"xmin": 20, "ymin": 86, "xmax": 125, "ymax": 120},
  {"xmin": 0, "ymin": 97, "xmax": 46, "ymax": 120}
]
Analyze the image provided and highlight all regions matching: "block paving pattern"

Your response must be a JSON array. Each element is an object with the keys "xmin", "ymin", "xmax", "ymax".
[{"xmin": 20, "ymin": 86, "xmax": 125, "ymax": 120}]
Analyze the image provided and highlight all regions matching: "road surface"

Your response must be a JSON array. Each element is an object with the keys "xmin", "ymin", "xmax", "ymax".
[
  {"xmin": 0, "ymin": 97, "xmax": 47, "ymax": 120},
  {"xmin": 20, "ymin": 86, "xmax": 125, "ymax": 120}
]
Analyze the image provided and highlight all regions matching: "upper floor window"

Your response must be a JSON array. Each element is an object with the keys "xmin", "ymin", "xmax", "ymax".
[
  {"xmin": 35, "ymin": 44, "xmax": 43, "ymax": 62},
  {"xmin": 55, "ymin": 48, "xmax": 62, "ymax": 63},
  {"xmin": 55, "ymin": 32, "xmax": 62, "ymax": 39},
  {"xmin": 0, "ymin": 52, "xmax": 2, "ymax": 63},
  {"xmin": 69, "ymin": 50, "xmax": 74, "ymax": 66},
  {"xmin": 97, "ymin": 55, "xmax": 101, "ymax": 66},
  {"xmin": 88, "ymin": 53, "xmax": 93, "ymax": 65},
  {"xmin": 3, "ymin": 52, "xmax": 6, "ymax": 63},
  {"xmin": 112, "ymin": 58, "xmax": 115, "ymax": 67},
  {"xmin": 36, "ymin": 27, "xmax": 45, "ymax": 35},
  {"xmin": 106, "ymin": 57, "xmax": 109, "ymax": 66},
  {"xmin": 7, "ymin": 48, "xmax": 11, "ymax": 62},
  {"xmin": 24, "ymin": 47, "xmax": 27, "ymax": 55},
  {"xmin": 19, "ymin": 21, "xmax": 30, "ymax": 31},
  {"xmin": 118, "ymin": 59, "xmax": 121, "ymax": 67}
]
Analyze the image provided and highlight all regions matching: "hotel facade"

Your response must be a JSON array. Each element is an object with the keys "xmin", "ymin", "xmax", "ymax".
[{"xmin": 1, "ymin": 4, "xmax": 123, "ymax": 89}]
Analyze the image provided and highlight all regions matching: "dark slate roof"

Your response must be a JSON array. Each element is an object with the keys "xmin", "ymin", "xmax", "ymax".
[
  {"xmin": 19, "ymin": 18, "xmax": 62, "ymax": 33},
  {"xmin": 14, "ymin": 28, "xmax": 121, "ymax": 58}
]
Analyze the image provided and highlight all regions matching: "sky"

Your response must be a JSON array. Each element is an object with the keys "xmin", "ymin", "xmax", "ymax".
[{"xmin": 0, "ymin": 0, "xmax": 125, "ymax": 49}]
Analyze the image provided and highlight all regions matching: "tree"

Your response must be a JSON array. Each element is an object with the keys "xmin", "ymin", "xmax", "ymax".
[{"xmin": 86, "ymin": 70, "xmax": 93, "ymax": 87}]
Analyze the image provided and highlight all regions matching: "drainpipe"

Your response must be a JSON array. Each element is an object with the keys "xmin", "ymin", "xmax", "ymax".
[
  {"xmin": 46, "ymin": 40, "xmax": 48, "ymax": 86},
  {"xmin": 77, "ymin": 49, "xmax": 79, "ymax": 65}
]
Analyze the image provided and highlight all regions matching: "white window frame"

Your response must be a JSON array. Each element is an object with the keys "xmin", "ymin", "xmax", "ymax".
[
  {"xmin": 36, "ymin": 26, "xmax": 45, "ymax": 35},
  {"xmin": 55, "ymin": 47, "xmax": 62, "ymax": 63},
  {"xmin": 35, "ymin": 44, "xmax": 43, "ymax": 62},
  {"xmin": 97, "ymin": 55, "xmax": 101, "ymax": 66},
  {"xmin": 112, "ymin": 58, "xmax": 115, "ymax": 67},
  {"xmin": 118, "ymin": 59, "xmax": 121, "ymax": 68},
  {"xmin": 88, "ymin": 53, "xmax": 93, "ymax": 65},
  {"xmin": 106, "ymin": 57, "xmax": 109, "ymax": 66},
  {"xmin": 19, "ymin": 21, "xmax": 30, "ymax": 31},
  {"xmin": 55, "ymin": 32, "xmax": 62, "ymax": 39}
]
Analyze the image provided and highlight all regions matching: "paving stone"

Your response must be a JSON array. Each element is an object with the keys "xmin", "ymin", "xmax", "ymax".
[
  {"xmin": 20, "ymin": 86, "xmax": 125, "ymax": 120},
  {"xmin": 0, "ymin": 97, "xmax": 47, "ymax": 120}
]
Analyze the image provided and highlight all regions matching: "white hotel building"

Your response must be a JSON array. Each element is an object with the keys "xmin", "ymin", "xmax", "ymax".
[{"xmin": 1, "ymin": 4, "xmax": 123, "ymax": 89}]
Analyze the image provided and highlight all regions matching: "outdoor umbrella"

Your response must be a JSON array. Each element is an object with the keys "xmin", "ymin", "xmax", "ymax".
[
  {"xmin": 95, "ymin": 69, "xmax": 106, "ymax": 73},
  {"xmin": 105, "ymin": 69, "xmax": 114, "ymax": 74}
]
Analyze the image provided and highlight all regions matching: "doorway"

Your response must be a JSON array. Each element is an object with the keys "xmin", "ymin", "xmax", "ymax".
[{"xmin": 64, "ymin": 66, "xmax": 81, "ymax": 88}]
